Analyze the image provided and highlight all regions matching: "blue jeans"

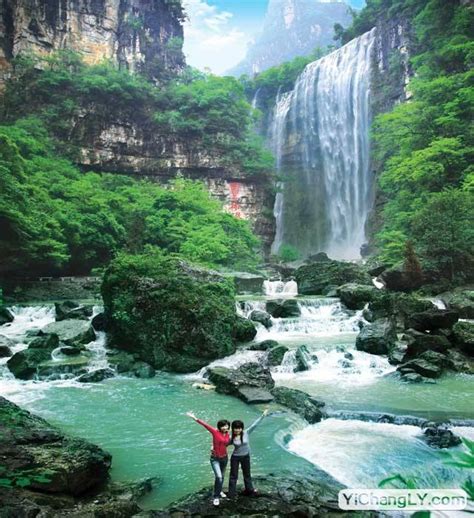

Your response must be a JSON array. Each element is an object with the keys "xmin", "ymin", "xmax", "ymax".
[{"xmin": 210, "ymin": 455, "xmax": 228, "ymax": 497}]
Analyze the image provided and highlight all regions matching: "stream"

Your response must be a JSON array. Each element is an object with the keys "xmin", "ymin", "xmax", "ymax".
[{"xmin": 1, "ymin": 288, "xmax": 473, "ymax": 510}]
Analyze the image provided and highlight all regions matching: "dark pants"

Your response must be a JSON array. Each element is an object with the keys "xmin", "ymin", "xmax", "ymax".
[
  {"xmin": 228, "ymin": 454, "xmax": 254, "ymax": 496},
  {"xmin": 210, "ymin": 455, "xmax": 228, "ymax": 498}
]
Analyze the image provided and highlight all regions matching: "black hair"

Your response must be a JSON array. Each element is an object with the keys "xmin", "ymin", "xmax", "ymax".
[
  {"xmin": 231, "ymin": 420, "xmax": 244, "ymax": 431},
  {"xmin": 217, "ymin": 419, "xmax": 230, "ymax": 431}
]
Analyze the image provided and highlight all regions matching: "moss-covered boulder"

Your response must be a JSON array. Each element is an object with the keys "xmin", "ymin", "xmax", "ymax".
[
  {"xmin": 336, "ymin": 283, "xmax": 380, "ymax": 310},
  {"xmin": 406, "ymin": 309, "xmax": 459, "ymax": 331},
  {"xmin": 453, "ymin": 321, "xmax": 474, "ymax": 356},
  {"xmin": 0, "ymin": 396, "xmax": 111, "ymax": 495},
  {"xmin": 248, "ymin": 339, "xmax": 279, "ymax": 351},
  {"xmin": 0, "ymin": 305, "xmax": 14, "ymax": 325},
  {"xmin": 267, "ymin": 345, "xmax": 288, "ymax": 366},
  {"xmin": 295, "ymin": 260, "xmax": 372, "ymax": 295},
  {"xmin": 266, "ymin": 298, "xmax": 300, "ymax": 318},
  {"xmin": 355, "ymin": 318, "xmax": 397, "ymax": 355},
  {"xmin": 233, "ymin": 316, "xmax": 258, "ymax": 343},
  {"xmin": 102, "ymin": 252, "xmax": 240, "ymax": 373},
  {"xmin": 440, "ymin": 289, "xmax": 474, "ymax": 319}
]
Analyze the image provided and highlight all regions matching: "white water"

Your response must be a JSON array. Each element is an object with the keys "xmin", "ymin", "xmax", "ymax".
[
  {"xmin": 269, "ymin": 29, "xmax": 376, "ymax": 259},
  {"xmin": 0, "ymin": 304, "xmax": 110, "ymax": 405},
  {"xmin": 263, "ymin": 279, "xmax": 298, "ymax": 297},
  {"xmin": 285, "ymin": 418, "xmax": 467, "ymax": 488}
]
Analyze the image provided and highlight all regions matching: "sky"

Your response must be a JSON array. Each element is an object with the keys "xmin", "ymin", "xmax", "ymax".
[{"xmin": 182, "ymin": 0, "xmax": 366, "ymax": 75}]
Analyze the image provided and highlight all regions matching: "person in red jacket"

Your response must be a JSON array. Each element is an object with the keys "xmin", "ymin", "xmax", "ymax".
[{"xmin": 187, "ymin": 411, "xmax": 231, "ymax": 507}]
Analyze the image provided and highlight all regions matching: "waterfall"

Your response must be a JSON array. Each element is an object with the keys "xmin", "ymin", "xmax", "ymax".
[{"xmin": 269, "ymin": 29, "xmax": 376, "ymax": 260}]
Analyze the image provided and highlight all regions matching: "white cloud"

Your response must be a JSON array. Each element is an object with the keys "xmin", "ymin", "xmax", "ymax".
[{"xmin": 182, "ymin": 0, "xmax": 252, "ymax": 75}]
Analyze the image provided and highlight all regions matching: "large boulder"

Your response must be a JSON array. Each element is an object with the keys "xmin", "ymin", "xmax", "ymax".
[
  {"xmin": 355, "ymin": 318, "xmax": 397, "ymax": 355},
  {"xmin": 207, "ymin": 363, "xmax": 275, "ymax": 403},
  {"xmin": 295, "ymin": 259, "xmax": 372, "ymax": 295},
  {"xmin": 249, "ymin": 309, "xmax": 273, "ymax": 329},
  {"xmin": 379, "ymin": 263, "xmax": 426, "ymax": 292},
  {"xmin": 266, "ymin": 299, "xmax": 300, "ymax": 318},
  {"xmin": 7, "ymin": 348, "xmax": 53, "ymax": 380},
  {"xmin": 153, "ymin": 471, "xmax": 344, "ymax": 517},
  {"xmin": 267, "ymin": 345, "xmax": 289, "ymax": 366},
  {"xmin": 91, "ymin": 312, "xmax": 109, "ymax": 331},
  {"xmin": 403, "ymin": 329, "xmax": 451, "ymax": 358},
  {"xmin": 225, "ymin": 272, "xmax": 265, "ymax": 294},
  {"xmin": 407, "ymin": 309, "xmax": 459, "ymax": 331},
  {"xmin": 0, "ymin": 334, "xmax": 15, "ymax": 357},
  {"xmin": 55, "ymin": 300, "xmax": 93, "ymax": 321},
  {"xmin": 0, "ymin": 305, "xmax": 14, "ymax": 325},
  {"xmin": 233, "ymin": 316, "xmax": 257, "ymax": 343},
  {"xmin": 40, "ymin": 319, "xmax": 95, "ymax": 346},
  {"xmin": 271, "ymin": 387, "xmax": 325, "ymax": 423},
  {"xmin": 398, "ymin": 350, "xmax": 449, "ymax": 378},
  {"xmin": 452, "ymin": 321, "xmax": 474, "ymax": 356},
  {"xmin": 423, "ymin": 427, "xmax": 462, "ymax": 449},
  {"xmin": 336, "ymin": 283, "xmax": 380, "ymax": 310},
  {"xmin": 294, "ymin": 345, "xmax": 312, "ymax": 372},
  {"xmin": 439, "ymin": 289, "xmax": 474, "ymax": 319},
  {"xmin": 77, "ymin": 368, "xmax": 115, "ymax": 383},
  {"xmin": 0, "ymin": 396, "xmax": 111, "ymax": 495},
  {"xmin": 102, "ymin": 253, "xmax": 240, "ymax": 373}
]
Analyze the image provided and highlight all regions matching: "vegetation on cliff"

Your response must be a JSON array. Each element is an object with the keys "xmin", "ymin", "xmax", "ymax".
[
  {"xmin": 344, "ymin": 0, "xmax": 474, "ymax": 281},
  {"xmin": 0, "ymin": 119, "xmax": 259, "ymax": 276},
  {"xmin": 101, "ymin": 249, "xmax": 240, "ymax": 373},
  {"xmin": 1, "ymin": 51, "xmax": 273, "ymax": 177}
]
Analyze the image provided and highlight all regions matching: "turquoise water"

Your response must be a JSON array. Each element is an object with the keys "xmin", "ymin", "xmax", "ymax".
[
  {"xmin": 10, "ymin": 375, "xmax": 312, "ymax": 508},
  {"xmin": 1, "ymin": 301, "xmax": 474, "ymax": 511}
]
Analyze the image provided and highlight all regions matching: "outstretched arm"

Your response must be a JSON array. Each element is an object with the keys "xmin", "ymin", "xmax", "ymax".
[
  {"xmin": 186, "ymin": 411, "xmax": 216, "ymax": 433},
  {"xmin": 247, "ymin": 409, "xmax": 269, "ymax": 434}
]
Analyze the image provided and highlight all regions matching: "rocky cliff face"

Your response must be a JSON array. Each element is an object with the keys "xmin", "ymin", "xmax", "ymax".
[
  {"xmin": 229, "ymin": 0, "xmax": 352, "ymax": 77},
  {"xmin": 0, "ymin": 1, "xmax": 275, "ymax": 249},
  {"xmin": 0, "ymin": 0, "xmax": 185, "ymax": 84}
]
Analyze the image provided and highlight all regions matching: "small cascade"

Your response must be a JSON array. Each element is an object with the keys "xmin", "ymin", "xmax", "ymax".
[
  {"xmin": 263, "ymin": 280, "xmax": 298, "ymax": 297},
  {"xmin": 256, "ymin": 298, "xmax": 362, "ymax": 340},
  {"xmin": 272, "ymin": 347, "xmax": 394, "ymax": 384},
  {"xmin": 236, "ymin": 300, "xmax": 267, "ymax": 319},
  {"xmin": 430, "ymin": 298, "xmax": 447, "ymax": 310}
]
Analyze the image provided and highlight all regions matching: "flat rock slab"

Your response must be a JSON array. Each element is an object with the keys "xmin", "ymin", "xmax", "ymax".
[{"xmin": 41, "ymin": 319, "xmax": 95, "ymax": 346}]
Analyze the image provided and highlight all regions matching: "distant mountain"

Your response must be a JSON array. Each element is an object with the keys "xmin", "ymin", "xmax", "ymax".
[{"xmin": 227, "ymin": 0, "xmax": 353, "ymax": 77}]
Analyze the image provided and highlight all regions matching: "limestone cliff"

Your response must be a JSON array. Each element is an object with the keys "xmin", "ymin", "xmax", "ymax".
[
  {"xmin": 0, "ymin": 0, "xmax": 185, "ymax": 83},
  {"xmin": 0, "ymin": 1, "xmax": 275, "ymax": 249}
]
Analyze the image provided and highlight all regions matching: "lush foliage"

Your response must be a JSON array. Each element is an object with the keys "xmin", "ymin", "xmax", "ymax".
[
  {"xmin": 102, "ymin": 249, "xmax": 238, "ymax": 372},
  {"xmin": 240, "ymin": 47, "xmax": 332, "ymax": 112},
  {"xmin": 1, "ymin": 51, "xmax": 273, "ymax": 177},
  {"xmin": 0, "ymin": 119, "xmax": 260, "ymax": 276},
  {"xmin": 351, "ymin": 0, "xmax": 474, "ymax": 281}
]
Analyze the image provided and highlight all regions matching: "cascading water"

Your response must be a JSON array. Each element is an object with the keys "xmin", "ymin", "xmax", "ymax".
[{"xmin": 270, "ymin": 29, "xmax": 376, "ymax": 259}]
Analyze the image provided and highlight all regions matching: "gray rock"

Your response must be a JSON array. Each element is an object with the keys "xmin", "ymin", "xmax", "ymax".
[
  {"xmin": 452, "ymin": 321, "xmax": 474, "ymax": 357},
  {"xmin": 36, "ymin": 357, "xmax": 90, "ymax": 380},
  {"xmin": 0, "ymin": 335, "xmax": 15, "ymax": 357},
  {"xmin": 233, "ymin": 316, "xmax": 257, "ymax": 343},
  {"xmin": 28, "ymin": 334, "xmax": 60, "ymax": 350},
  {"xmin": 0, "ymin": 345, "xmax": 12, "ymax": 357},
  {"xmin": 55, "ymin": 300, "xmax": 93, "ymax": 321},
  {"xmin": 41, "ymin": 319, "xmax": 95, "ymax": 346},
  {"xmin": 440, "ymin": 289, "xmax": 474, "ymax": 319},
  {"xmin": 226, "ymin": 272, "xmax": 265, "ymax": 294},
  {"xmin": 247, "ymin": 339, "xmax": 279, "ymax": 351},
  {"xmin": 133, "ymin": 361, "xmax": 156, "ymax": 379},
  {"xmin": 294, "ymin": 345, "xmax": 311, "ymax": 372},
  {"xmin": 355, "ymin": 318, "xmax": 397, "ymax": 355},
  {"xmin": 237, "ymin": 386, "xmax": 274, "ymax": 404},
  {"xmin": 423, "ymin": 427, "xmax": 462, "ymax": 448},
  {"xmin": 403, "ymin": 329, "xmax": 451, "ymax": 358},
  {"xmin": 407, "ymin": 309, "xmax": 459, "ymax": 331},
  {"xmin": 57, "ymin": 345, "xmax": 83, "ymax": 356},
  {"xmin": 0, "ymin": 306, "xmax": 14, "ymax": 325},
  {"xmin": 336, "ymin": 283, "xmax": 380, "ymax": 310},
  {"xmin": 398, "ymin": 350, "xmax": 449, "ymax": 378},
  {"xmin": 249, "ymin": 309, "xmax": 273, "ymax": 329},
  {"xmin": 77, "ymin": 368, "xmax": 115, "ymax": 383},
  {"xmin": 266, "ymin": 299, "xmax": 300, "ymax": 318},
  {"xmin": 7, "ymin": 348, "xmax": 52, "ymax": 380},
  {"xmin": 271, "ymin": 386, "xmax": 325, "ymax": 423},
  {"xmin": 208, "ymin": 363, "xmax": 275, "ymax": 404},
  {"xmin": 91, "ymin": 312, "xmax": 109, "ymax": 331},
  {"xmin": 267, "ymin": 345, "xmax": 289, "ymax": 366}
]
